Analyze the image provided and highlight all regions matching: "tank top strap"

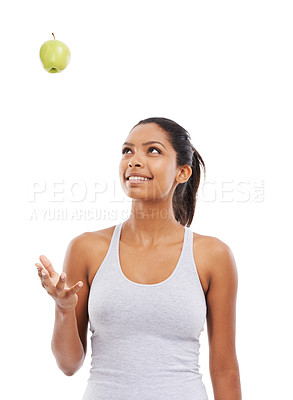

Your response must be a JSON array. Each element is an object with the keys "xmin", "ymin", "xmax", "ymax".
[
  {"xmin": 98, "ymin": 222, "xmax": 123, "ymax": 266},
  {"xmin": 109, "ymin": 222, "xmax": 123, "ymax": 255},
  {"xmin": 182, "ymin": 225, "xmax": 194, "ymax": 262}
]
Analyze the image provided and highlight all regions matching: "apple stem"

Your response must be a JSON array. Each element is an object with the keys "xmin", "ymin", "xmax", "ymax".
[{"xmin": 52, "ymin": 33, "xmax": 55, "ymax": 40}]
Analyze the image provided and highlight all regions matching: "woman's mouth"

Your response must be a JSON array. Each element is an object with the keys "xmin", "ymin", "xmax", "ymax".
[{"xmin": 126, "ymin": 176, "xmax": 153, "ymax": 184}]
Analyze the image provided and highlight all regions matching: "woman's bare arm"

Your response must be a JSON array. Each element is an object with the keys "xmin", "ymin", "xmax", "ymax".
[
  {"xmin": 52, "ymin": 306, "xmax": 85, "ymax": 376},
  {"xmin": 36, "ymin": 234, "xmax": 90, "ymax": 376},
  {"xmin": 205, "ymin": 238, "xmax": 242, "ymax": 400}
]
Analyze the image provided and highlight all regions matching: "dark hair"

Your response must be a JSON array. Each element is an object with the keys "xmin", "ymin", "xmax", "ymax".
[{"xmin": 131, "ymin": 117, "xmax": 206, "ymax": 227}]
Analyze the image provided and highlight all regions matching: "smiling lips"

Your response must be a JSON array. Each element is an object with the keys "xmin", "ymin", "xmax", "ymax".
[{"xmin": 126, "ymin": 176, "xmax": 153, "ymax": 184}]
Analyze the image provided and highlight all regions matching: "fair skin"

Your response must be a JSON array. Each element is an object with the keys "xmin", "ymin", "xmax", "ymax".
[{"xmin": 35, "ymin": 123, "xmax": 241, "ymax": 399}]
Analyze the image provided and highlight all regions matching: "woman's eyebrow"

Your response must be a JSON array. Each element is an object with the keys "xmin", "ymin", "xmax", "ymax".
[{"xmin": 122, "ymin": 141, "xmax": 166, "ymax": 149}]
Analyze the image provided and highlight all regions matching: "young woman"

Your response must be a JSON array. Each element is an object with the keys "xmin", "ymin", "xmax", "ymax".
[{"xmin": 35, "ymin": 117, "xmax": 242, "ymax": 400}]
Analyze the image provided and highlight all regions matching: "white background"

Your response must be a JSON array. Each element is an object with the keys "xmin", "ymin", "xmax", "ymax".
[{"xmin": 1, "ymin": 0, "xmax": 292, "ymax": 399}]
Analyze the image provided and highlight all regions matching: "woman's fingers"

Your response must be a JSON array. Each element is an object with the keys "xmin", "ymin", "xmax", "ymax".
[
  {"xmin": 35, "ymin": 261, "xmax": 83, "ymax": 305},
  {"xmin": 38, "ymin": 267, "xmax": 56, "ymax": 294},
  {"xmin": 35, "ymin": 263, "xmax": 47, "ymax": 278},
  {"xmin": 41, "ymin": 268, "xmax": 83, "ymax": 294},
  {"xmin": 55, "ymin": 272, "xmax": 82, "ymax": 293},
  {"xmin": 39, "ymin": 255, "xmax": 56, "ymax": 278},
  {"xmin": 67, "ymin": 281, "xmax": 83, "ymax": 295},
  {"xmin": 55, "ymin": 272, "xmax": 66, "ymax": 292}
]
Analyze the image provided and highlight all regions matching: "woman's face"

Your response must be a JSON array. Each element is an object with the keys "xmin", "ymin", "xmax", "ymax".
[{"xmin": 119, "ymin": 123, "xmax": 184, "ymax": 201}]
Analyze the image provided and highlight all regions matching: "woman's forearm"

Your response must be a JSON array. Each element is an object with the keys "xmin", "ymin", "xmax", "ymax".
[
  {"xmin": 211, "ymin": 369, "xmax": 242, "ymax": 400},
  {"xmin": 51, "ymin": 304, "xmax": 85, "ymax": 376}
]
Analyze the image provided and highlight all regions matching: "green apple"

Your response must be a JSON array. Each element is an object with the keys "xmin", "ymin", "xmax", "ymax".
[{"xmin": 40, "ymin": 33, "xmax": 71, "ymax": 73}]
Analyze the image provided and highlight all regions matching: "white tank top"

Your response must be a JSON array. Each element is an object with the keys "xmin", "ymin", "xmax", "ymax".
[{"xmin": 82, "ymin": 221, "xmax": 209, "ymax": 400}]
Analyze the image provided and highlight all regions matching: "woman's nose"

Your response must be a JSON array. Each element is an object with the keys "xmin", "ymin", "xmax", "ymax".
[{"xmin": 128, "ymin": 157, "xmax": 142, "ymax": 167}]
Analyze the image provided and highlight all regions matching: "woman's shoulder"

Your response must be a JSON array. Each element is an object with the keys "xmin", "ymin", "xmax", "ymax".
[
  {"xmin": 192, "ymin": 230, "xmax": 231, "ymax": 252},
  {"xmin": 74, "ymin": 224, "xmax": 117, "ymax": 246},
  {"xmin": 191, "ymin": 230, "xmax": 235, "ymax": 288},
  {"xmin": 74, "ymin": 224, "xmax": 118, "ymax": 265},
  {"xmin": 68, "ymin": 225, "xmax": 118, "ymax": 287}
]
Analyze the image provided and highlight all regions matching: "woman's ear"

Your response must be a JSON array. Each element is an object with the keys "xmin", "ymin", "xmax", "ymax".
[{"xmin": 176, "ymin": 165, "xmax": 192, "ymax": 184}]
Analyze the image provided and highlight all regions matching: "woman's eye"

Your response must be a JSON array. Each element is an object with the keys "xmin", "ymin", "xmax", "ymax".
[
  {"xmin": 122, "ymin": 147, "xmax": 161, "ymax": 154},
  {"xmin": 148, "ymin": 147, "xmax": 161, "ymax": 154}
]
